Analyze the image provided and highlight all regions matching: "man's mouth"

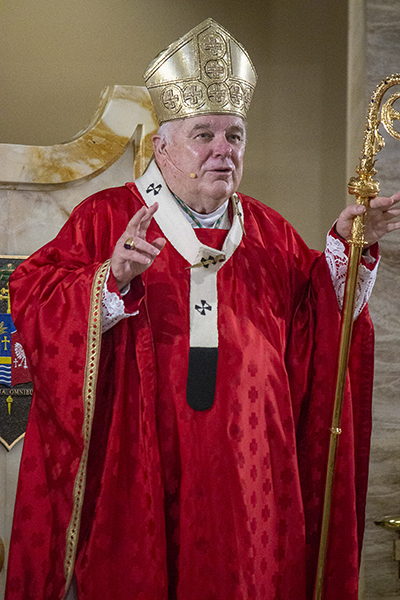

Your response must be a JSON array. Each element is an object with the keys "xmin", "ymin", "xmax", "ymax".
[{"xmin": 209, "ymin": 167, "xmax": 233, "ymax": 174}]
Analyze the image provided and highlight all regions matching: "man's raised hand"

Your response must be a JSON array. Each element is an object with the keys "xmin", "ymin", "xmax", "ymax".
[{"xmin": 111, "ymin": 203, "xmax": 166, "ymax": 290}]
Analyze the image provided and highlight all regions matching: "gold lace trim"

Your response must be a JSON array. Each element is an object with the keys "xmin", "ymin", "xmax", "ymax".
[{"xmin": 63, "ymin": 259, "xmax": 110, "ymax": 588}]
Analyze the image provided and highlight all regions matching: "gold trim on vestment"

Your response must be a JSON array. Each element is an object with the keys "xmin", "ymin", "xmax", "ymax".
[{"xmin": 63, "ymin": 259, "xmax": 110, "ymax": 589}]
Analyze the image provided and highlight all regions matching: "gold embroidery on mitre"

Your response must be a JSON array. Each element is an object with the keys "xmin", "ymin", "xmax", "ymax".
[
  {"xmin": 143, "ymin": 18, "xmax": 257, "ymax": 124},
  {"xmin": 64, "ymin": 259, "xmax": 110, "ymax": 588}
]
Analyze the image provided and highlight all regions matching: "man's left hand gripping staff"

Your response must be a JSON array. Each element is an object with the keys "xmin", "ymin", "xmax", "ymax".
[
  {"xmin": 335, "ymin": 191, "xmax": 400, "ymax": 246},
  {"xmin": 111, "ymin": 203, "xmax": 166, "ymax": 291}
]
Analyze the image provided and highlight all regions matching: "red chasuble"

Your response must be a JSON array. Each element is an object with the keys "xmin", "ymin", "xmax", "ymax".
[{"xmin": 6, "ymin": 184, "xmax": 373, "ymax": 600}]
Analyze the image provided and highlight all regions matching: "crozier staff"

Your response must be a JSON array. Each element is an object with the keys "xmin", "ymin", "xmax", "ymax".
[{"xmin": 6, "ymin": 18, "xmax": 400, "ymax": 600}]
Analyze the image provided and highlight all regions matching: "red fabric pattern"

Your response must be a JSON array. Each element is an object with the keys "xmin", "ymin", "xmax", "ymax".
[{"xmin": 6, "ymin": 185, "xmax": 373, "ymax": 600}]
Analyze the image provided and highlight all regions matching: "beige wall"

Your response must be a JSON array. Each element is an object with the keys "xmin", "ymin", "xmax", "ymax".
[{"xmin": 0, "ymin": 0, "xmax": 348, "ymax": 250}]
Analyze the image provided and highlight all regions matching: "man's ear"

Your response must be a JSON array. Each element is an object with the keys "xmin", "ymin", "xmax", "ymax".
[{"xmin": 152, "ymin": 135, "xmax": 168, "ymax": 167}]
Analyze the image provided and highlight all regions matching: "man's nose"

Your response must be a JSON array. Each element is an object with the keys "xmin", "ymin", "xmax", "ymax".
[{"xmin": 212, "ymin": 135, "xmax": 232, "ymax": 157}]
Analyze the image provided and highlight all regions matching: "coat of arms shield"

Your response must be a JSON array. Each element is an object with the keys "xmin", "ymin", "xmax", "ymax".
[{"xmin": 0, "ymin": 257, "xmax": 33, "ymax": 451}]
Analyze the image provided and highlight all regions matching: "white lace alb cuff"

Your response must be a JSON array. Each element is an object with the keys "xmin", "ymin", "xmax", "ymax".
[
  {"xmin": 102, "ymin": 267, "xmax": 139, "ymax": 333},
  {"xmin": 324, "ymin": 234, "xmax": 379, "ymax": 319}
]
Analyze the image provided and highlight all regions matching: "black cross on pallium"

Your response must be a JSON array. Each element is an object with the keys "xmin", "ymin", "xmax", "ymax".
[
  {"xmin": 201, "ymin": 256, "xmax": 219, "ymax": 268},
  {"xmin": 195, "ymin": 300, "xmax": 212, "ymax": 315},
  {"xmin": 146, "ymin": 183, "xmax": 162, "ymax": 195}
]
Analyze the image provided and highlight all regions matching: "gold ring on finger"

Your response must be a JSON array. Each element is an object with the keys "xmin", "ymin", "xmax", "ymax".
[{"xmin": 124, "ymin": 237, "xmax": 136, "ymax": 250}]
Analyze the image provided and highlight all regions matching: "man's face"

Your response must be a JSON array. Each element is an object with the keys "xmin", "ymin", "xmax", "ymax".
[{"xmin": 153, "ymin": 114, "xmax": 246, "ymax": 213}]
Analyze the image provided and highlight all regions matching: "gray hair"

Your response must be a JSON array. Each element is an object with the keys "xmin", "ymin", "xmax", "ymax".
[{"xmin": 156, "ymin": 121, "xmax": 180, "ymax": 144}]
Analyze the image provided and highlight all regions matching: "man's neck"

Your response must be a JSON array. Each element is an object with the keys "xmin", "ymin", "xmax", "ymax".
[
  {"xmin": 170, "ymin": 191, "xmax": 227, "ymax": 214},
  {"xmin": 172, "ymin": 193, "xmax": 230, "ymax": 229}
]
